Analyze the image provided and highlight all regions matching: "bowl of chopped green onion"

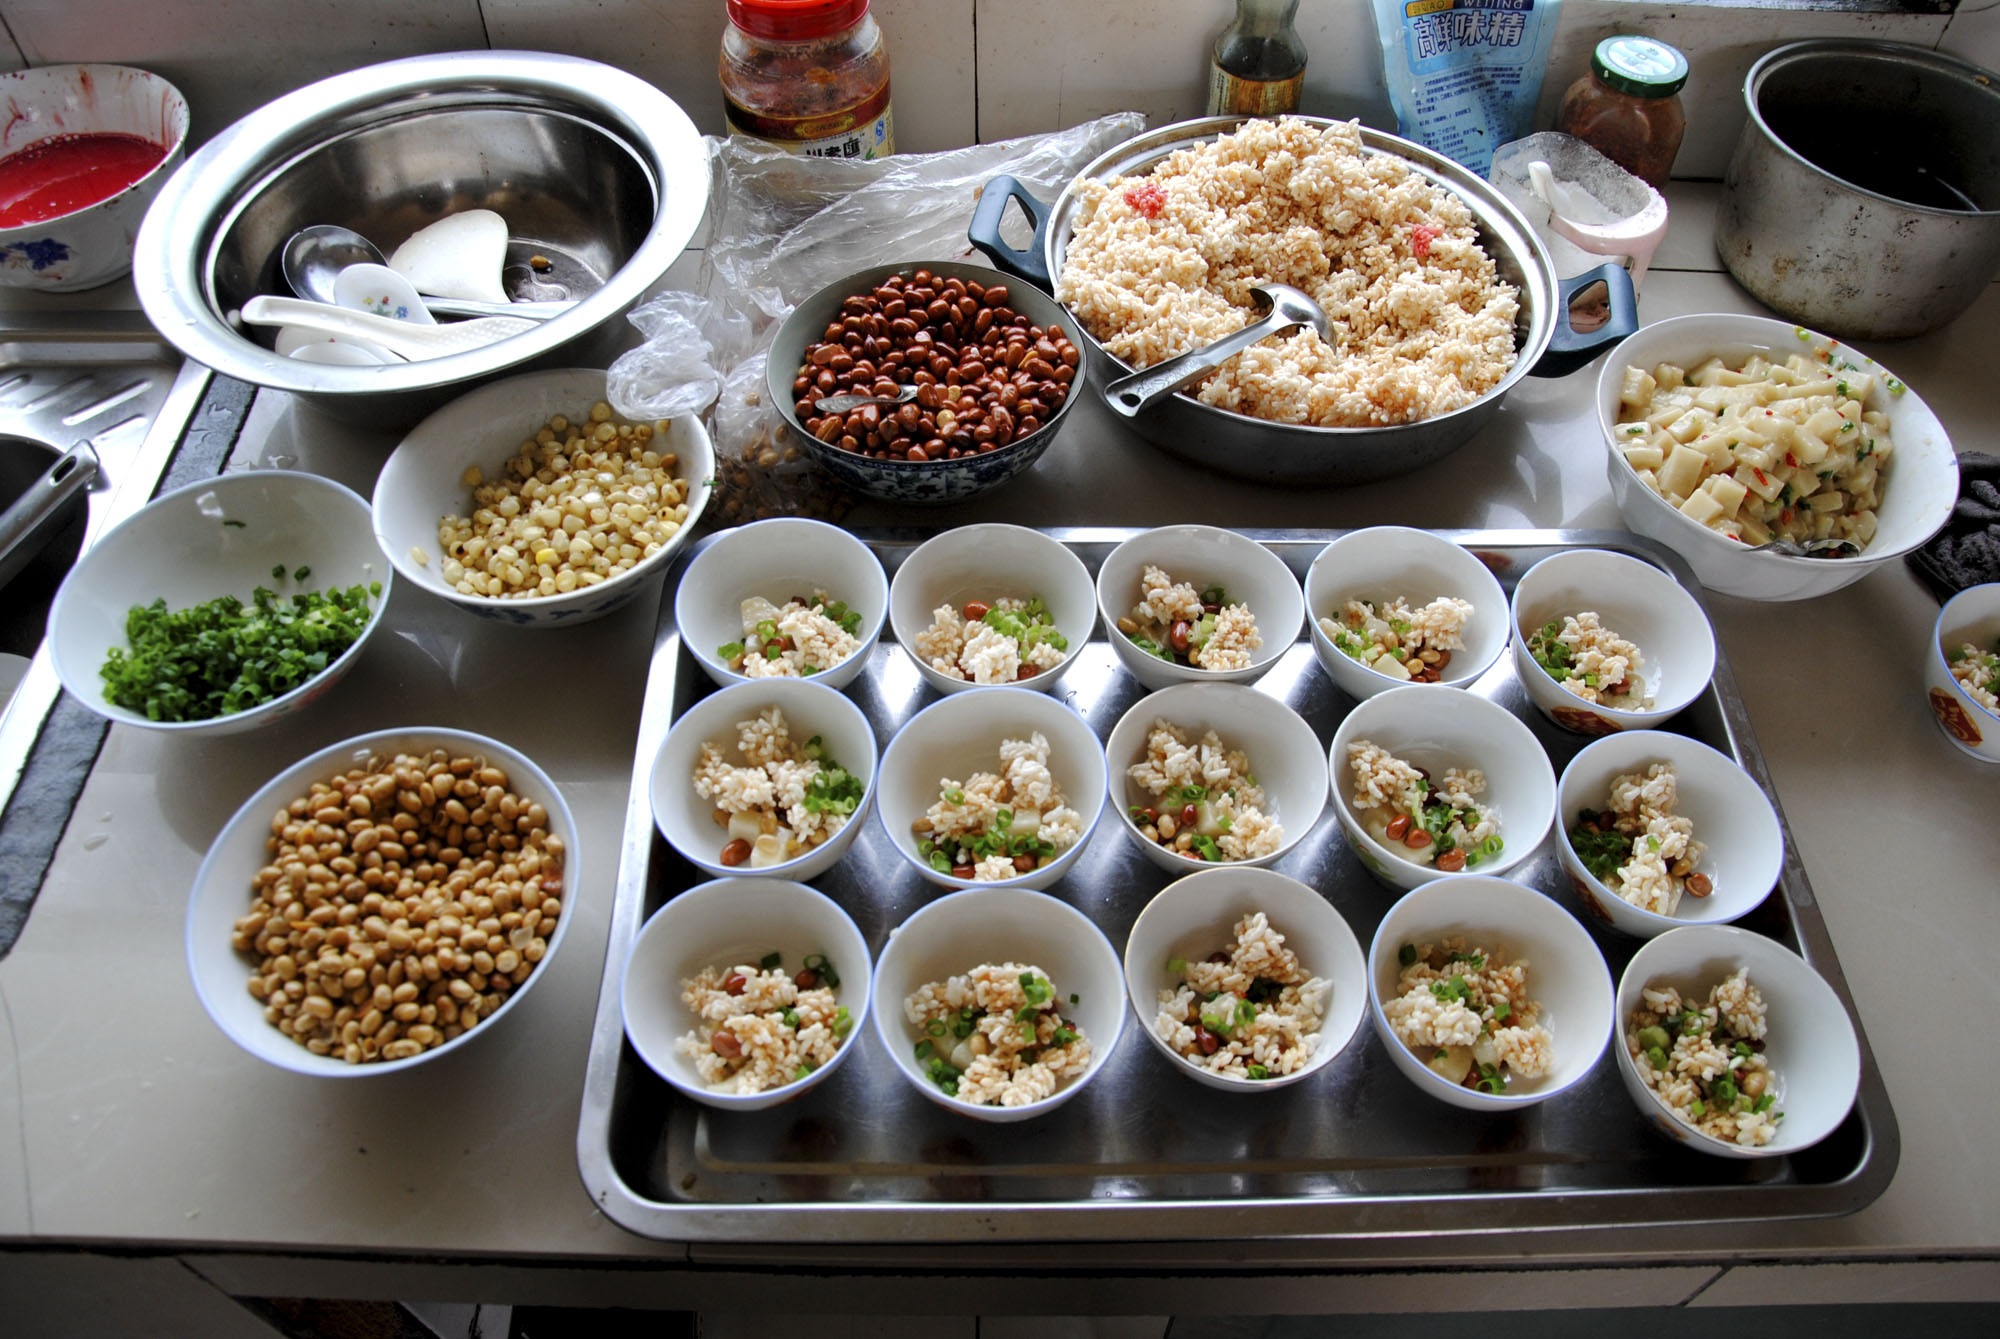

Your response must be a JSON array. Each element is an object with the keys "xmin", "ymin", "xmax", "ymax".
[
  {"xmin": 621, "ymin": 877, "xmax": 872, "ymax": 1112},
  {"xmin": 1556, "ymin": 730, "xmax": 1784, "ymax": 939},
  {"xmin": 48, "ymin": 470, "xmax": 388, "ymax": 735},
  {"xmin": 870, "ymin": 885, "xmax": 1125, "ymax": 1122},
  {"xmin": 1508, "ymin": 547, "xmax": 1715, "ymax": 737},
  {"xmin": 649, "ymin": 678, "xmax": 878, "ymax": 884},
  {"xmin": 886, "ymin": 523, "xmax": 1095, "ymax": 695},
  {"xmin": 673, "ymin": 517, "xmax": 889, "ymax": 693},
  {"xmin": 1615, "ymin": 924, "xmax": 1860, "ymax": 1158}
]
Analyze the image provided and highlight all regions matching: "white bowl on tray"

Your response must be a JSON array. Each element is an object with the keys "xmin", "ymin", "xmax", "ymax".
[
  {"xmin": 372, "ymin": 367, "xmax": 713, "ymax": 626},
  {"xmin": 1555, "ymin": 730, "xmax": 1785, "ymax": 939},
  {"xmin": 1596, "ymin": 312, "xmax": 1958, "ymax": 602},
  {"xmin": 186, "ymin": 726, "xmax": 578, "ymax": 1077},
  {"xmin": 674, "ymin": 516, "xmax": 889, "ymax": 692},
  {"xmin": 1303, "ymin": 527, "xmax": 1511, "ymax": 699},
  {"xmin": 1509, "ymin": 547, "xmax": 1715, "ymax": 736},
  {"xmin": 1122, "ymin": 867, "xmax": 1367, "ymax": 1092},
  {"xmin": 886, "ymin": 523, "xmax": 1096, "ymax": 694},
  {"xmin": 1614, "ymin": 924, "xmax": 1860, "ymax": 1159},
  {"xmin": 875, "ymin": 686, "xmax": 1108, "ymax": 893},
  {"xmin": 1104, "ymin": 681, "xmax": 1325, "ymax": 875},
  {"xmin": 870, "ymin": 884, "xmax": 1125, "ymax": 1122},
  {"xmin": 1327, "ymin": 684, "xmax": 1556, "ymax": 893},
  {"xmin": 620, "ymin": 877, "xmax": 872, "ymax": 1112},
  {"xmin": 1368, "ymin": 875, "xmax": 1614, "ymax": 1113},
  {"xmin": 648, "ymin": 678, "xmax": 879, "ymax": 884},
  {"xmin": 1096, "ymin": 525, "xmax": 1305, "ymax": 691},
  {"xmin": 1924, "ymin": 582, "xmax": 2000, "ymax": 763}
]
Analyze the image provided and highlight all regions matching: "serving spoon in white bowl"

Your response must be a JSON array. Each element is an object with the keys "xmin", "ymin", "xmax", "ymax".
[{"xmin": 1743, "ymin": 536, "xmax": 1863, "ymax": 559}]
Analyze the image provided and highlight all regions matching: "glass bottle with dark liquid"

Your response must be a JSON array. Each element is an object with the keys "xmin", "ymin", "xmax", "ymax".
[{"xmin": 1207, "ymin": 0, "xmax": 1307, "ymax": 117}]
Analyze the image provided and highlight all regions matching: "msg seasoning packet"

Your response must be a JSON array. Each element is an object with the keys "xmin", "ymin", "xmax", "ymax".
[{"xmin": 1370, "ymin": 0, "xmax": 1564, "ymax": 178}]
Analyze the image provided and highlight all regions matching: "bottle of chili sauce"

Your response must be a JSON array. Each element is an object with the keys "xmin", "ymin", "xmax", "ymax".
[{"xmin": 721, "ymin": 0, "xmax": 894, "ymax": 159}]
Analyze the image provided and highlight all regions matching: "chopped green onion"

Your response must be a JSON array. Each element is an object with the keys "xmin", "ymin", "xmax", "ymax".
[
  {"xmin": 1398, "ymin": 943, "xmax": 1417, "ymax": 968},
  {"xmin": 925, "ymin": 1018, "xmax": 946, "ymax": 1037},
  {"xmin": 718, "ymin": 641, "xmax": 745, "ymax": 662},
  {"xmin": 1166, "ymin": 956, "xmax": 1186, "ymax": 974},
  {"xmin": 915, "ymin": 1039, "xmax": 933, "ymax": 1059},
  {"xmin": 1245, "ymin": 1064, "xmax": 1270, "ymax": 1081},
  {"xmin": 759, "ymin": 951, "xmax": 783, "ymax": 971}
]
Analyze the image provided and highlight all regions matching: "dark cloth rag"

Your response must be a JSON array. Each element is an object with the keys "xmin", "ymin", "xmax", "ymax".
[{"xmin": 1907, "ymin": 452, "xmax": 2000, "ymax": 603}]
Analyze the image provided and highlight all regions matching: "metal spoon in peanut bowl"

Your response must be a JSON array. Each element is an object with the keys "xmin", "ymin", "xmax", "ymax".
[{"xmin": 969, "ymin": 115, "xmax": 1636, "ymax": 487}]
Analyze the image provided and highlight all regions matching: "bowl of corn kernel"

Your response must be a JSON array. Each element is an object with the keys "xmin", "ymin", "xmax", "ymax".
[{"xmin": 373, "ymin": 367, "xmax": 712, "ymax": 625}]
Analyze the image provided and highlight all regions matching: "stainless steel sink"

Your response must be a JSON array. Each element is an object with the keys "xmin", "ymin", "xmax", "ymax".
[{"xmin": 0, "ymin": 311, "xmax": 212, "ymax": 818}]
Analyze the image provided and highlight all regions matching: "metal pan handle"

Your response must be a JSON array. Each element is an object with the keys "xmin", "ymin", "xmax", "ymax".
[
  {"xmin": 1531, "ymin": 263, "xmax": 1639, "ymax": 378},
  {"xmin": 967, "ymin": 175, "xmax": 1055, "ymax": 289}
]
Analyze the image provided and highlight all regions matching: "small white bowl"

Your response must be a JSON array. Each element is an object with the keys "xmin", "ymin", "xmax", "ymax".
[
  {"xmin": 1122, "ymin": 867, "xmax": 1367, "ymax": 1092},
  {"xmin": 1368, "ymin": 875, "xmax": 1614, "ymax": 1112},
  {"xmin": 675, "ymin": 517, "xmax": 889, "ymax": 693},
  {"xmin": 1304, "ymin": 527, "xmax": 1510, "ymax": 699},
  {"xmin": 1510, "ymin": 548, "xmax": 1715, "ymax": 735},
  {"xmin": 1555, "ymin": 731, "xmax": 1785, "ymax": 939},
  {"xmin": 875, "ymin": 687, "xmax": 1108, "ymax": 893},
  {"xmin": 887, "ymin": 523, "xmax": 1096, "ymax": 694},
  {"xmin": 1615, "ymin": 925, "xmax": 1861, "ymax": 1159},
  {"xmin": 1096, "ymin": 525, "xmax": 1305, "ymax": 691},
  {"xmin": 648, "ymin": 679, "xmax": 879, "ymax": 884},
  {"xmin": 870, "ymin": 885, "xmax": 1125, "ymax": 1122},
  {"xmin": 1328, "ymin": 685, "xmax": 1556, "ymax": 893},
  {"xmin": 1925, "ymin": 583, "xmax": 2000, "ymax": 763},
  {"xmin": 1597, "ymin": 312, "xmax": 1958, "ymax": 602},
  {"xmin": 1104, "ymin": 682, "xmax": 1324, "ymax": 875},
  {"xmin": 620, "ymin": 878, "xmax": 872, "ymax": 1112},
  {"xmin": 186, "ymin": 727, "xmax": 578, "ymax": 1076},
  {"xmin": 373, "ymin": 367, "xmax": 712, "ymax": 626},
  {"xmin": 49, "ymin": 470, "xmax": 389, "ymax": 736},
  {"xmin": 0, "ymin": 65, "xmax": 188, "ymax": 290}
]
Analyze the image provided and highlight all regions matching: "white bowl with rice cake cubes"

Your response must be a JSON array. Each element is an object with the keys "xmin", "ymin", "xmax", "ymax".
[
  {"xmin": 870, "ymin": 885, "xmax": 1125, "ymax": 1122},
  {"xmin": 674, "ymin": 516, "xmax": 889, "ymax": 693},
  {"xmin": 1556, "ymin": 730, "xmax": 1784, "ymax": 939},
  {"xmin": 875, "ymin": 686, "xmax": 1108, "ymax": 893},
  {"xmin": 1597, "ymin": 312, "xmax": 1958, "ymax": 602},
  {"xmin": 1924, "ymin": 582, "xmax": 2000, "ymax": 764},
  {"xmin": 1123, "ymin": 867, "xmax": 1366, "ymax": 1092},
  {"xmin": 1615, "ymin": 924, "xmax": 1860, "ymax": 1159},
  {"xmin": 1096, "ymin": 525, "xmax": 1305, "ymax": 692},
  {"xmin": 887, "ymin": 523, "xmax": 1096, "ymax": 695},
  {"xmin": 372, "ymin": 368, "xmax": 712, "ymax": 626},
  {"xmin": 1328, "ymin": 684, "xmax": 1556, "ymax": 893},
  {"xmin": 1509, "ymin": 547, "xmax": 1715, "ymax": 735},
  {"xmin": 1304, "ymin": 527, "xmax": 1510, "ymax": 700},
  {"xmin": 621, "ymin": 878, "xmax": 871, "ymax": 1112},
  {"xmin": 185, "ymin": 727, "xmax": 577, "ymax": 1076},
  {"xmin": 1105, "ymin": 681, "xmax": 1324, "ymax": 875},
  {"xmin": 49, "ymin": 470, "xmax": 389, "ymax": 736},
  {"xmin": 648, "ymin": 678, "xmax": 878, "ymax": 884},
  {"xmin": 1368, "ymin": 875, "xmax": 1614, "ymax": 1112}
]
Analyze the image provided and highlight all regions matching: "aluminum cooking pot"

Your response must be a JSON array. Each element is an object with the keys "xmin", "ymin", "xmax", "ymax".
[
  {"xmin": 968, "ymin": 116, "xmax": 1633, "ymax": 487},
  {"xmin": 1716, "ymin": 40, "xmax": 2000, "ymax": 341}
]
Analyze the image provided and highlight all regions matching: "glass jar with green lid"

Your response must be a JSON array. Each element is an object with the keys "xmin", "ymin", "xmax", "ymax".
[{"xmin": 1555, "ymin": 36, "xmax": 1690, "ymax": 190}]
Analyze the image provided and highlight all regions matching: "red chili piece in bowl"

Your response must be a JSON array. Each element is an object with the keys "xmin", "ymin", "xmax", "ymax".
[{"xmin": 795, "ymin": 269, "xmax": 1081, "ymax": 462}]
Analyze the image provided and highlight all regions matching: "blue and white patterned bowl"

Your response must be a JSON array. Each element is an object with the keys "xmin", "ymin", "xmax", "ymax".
[{"xmin": 766, "ymin": 260, "xmax": 1087, "ymax": 506}]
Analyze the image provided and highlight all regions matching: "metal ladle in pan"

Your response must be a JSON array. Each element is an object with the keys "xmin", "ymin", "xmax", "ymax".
[{"xmin": 1102, "ymin": 284, "xmax": 1331, "ymax": 418}]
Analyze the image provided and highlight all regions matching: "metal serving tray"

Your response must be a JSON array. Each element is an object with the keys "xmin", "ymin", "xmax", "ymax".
[{"xmin": 577, "ymin": 528, "xmax": 1897, "ymax": 1244}]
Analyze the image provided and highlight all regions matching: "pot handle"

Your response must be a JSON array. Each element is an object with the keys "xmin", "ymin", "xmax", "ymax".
[
  {"xmin": 967, "ymin": 175, "xmax": 1055, "ymax": 289},
  {"xmin": 1530, "ymin": 263, "xmax": 1638, "ymax": 378}
]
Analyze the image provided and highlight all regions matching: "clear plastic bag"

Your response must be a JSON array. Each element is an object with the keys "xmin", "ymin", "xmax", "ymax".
[{"xmin": 606, "ymin": 112, "xmax": 1145, "ymax": 528}]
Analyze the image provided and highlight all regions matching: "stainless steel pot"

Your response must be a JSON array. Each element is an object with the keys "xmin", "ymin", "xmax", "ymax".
[
  {"xmin": 1717, "ymin": 41, "xmax": 2000, "ymax": 340},
  {"xmin": 968, "ymin": 116, "xmax": 1632, "ymax": 486},
  {"xmin": 133, "ymin": 51, "xmax": 708, "ymax": 428}
]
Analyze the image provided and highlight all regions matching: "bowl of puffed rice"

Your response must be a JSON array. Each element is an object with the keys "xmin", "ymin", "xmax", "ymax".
[
  {"xmin": 1924, "ymin": 582, "xmax": 2000, "ymax": 764},
  {"xmin": 372, "ymin": 367, "xmax": 712, "ymax": 626}
]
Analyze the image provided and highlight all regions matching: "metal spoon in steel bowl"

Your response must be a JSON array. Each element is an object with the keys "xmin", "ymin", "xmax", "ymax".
[
  {"xmin": 1101, "ymin": 283, "xmax": 1332, "ymax": 418},
  {"xmin": 280, "ymin": 224, "xmax": 575, "ymax": 321},
  {"xmin": 1743, "ymin": 536, "xmax": 1863, "ymax": 559}
]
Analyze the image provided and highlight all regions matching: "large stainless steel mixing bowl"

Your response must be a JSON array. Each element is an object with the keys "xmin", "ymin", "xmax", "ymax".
[
  {"xmin": 970, "ymin": 116, "xmax": 1631, "ymax": 487},
  {"xmin": 133, "ymin": 51, "xmax": 707, "ymax": 427}
]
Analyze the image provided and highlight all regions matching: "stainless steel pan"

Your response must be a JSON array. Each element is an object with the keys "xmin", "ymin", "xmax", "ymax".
[{"xmin": 969, "ymin": 116, "xmax": 1633, "ymax": 486}]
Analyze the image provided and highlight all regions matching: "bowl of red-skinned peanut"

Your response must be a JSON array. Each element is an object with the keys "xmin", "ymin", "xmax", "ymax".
[{"xmin": 765, "ymin": 261, "xmax": 1089, "ymax": 505}]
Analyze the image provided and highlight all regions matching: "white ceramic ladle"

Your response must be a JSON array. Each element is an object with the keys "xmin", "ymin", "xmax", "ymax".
[
  {"xmin": 388, "ymin": 209, "xmax": 512, "ymax": 305},
  {"xmin": 242, "ymin": 296, "xmax": 536, "ymax": 361},
  {"xmin": 331, "ymin": 262, "xmax": 437, "ymax": 326}
]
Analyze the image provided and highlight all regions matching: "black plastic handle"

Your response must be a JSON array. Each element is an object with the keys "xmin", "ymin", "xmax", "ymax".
[
  {"xmin": 1531, "ymin": 262, "xmax": 1639, "ymax": 378},
  {"xmin": 967, "ymin": 174, "xmax": 1054, "ymax": 289}
]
